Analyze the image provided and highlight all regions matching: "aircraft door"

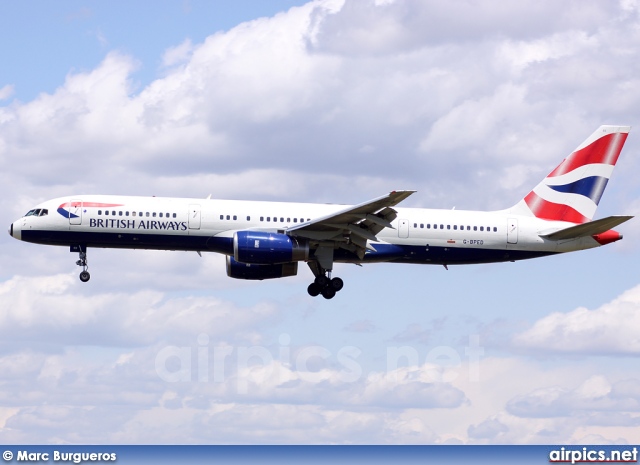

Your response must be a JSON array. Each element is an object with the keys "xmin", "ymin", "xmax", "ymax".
[
  {"xmin": 398, "ymin": 219, "xmax": 409, "ymax": 238},
  {"xmin": 70, "ymin": 199, "xmax": 82, "ymax": 225},
  {"xmin": 189, "ymin": 204, "xmax": 201, "ymax": 230},
  {"xmin": 507, "ymin": 218, "xmax": 518, "ymax": 244}
]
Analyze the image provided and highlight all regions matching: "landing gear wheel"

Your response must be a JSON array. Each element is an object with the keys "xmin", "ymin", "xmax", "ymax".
[
  {"xmin": 314, "ymin": 275, "xmax": 329, "ymax": 288},
  {"xmin": 79, "ymin": 270, "xmax": 91, "ymax": 283},
  {"xmin": 306, "ymin": 262, "xmax": 344, "ymax": 298},
  {"xmin": 330, "ymin": 277, "xmax": 344, "ymax": 291},
  {"xmin": 307, "ymin": 283, "xmax": 321, "ymax": 297},
  {"xmin": 321, "ymin": 287, "xmax": 336, "ymax": 299}
]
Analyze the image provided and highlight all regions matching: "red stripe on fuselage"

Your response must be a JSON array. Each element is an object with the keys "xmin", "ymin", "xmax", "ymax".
[{"xmin": 59, "ymin": 202, "xmax": 124, "ymax": 209}]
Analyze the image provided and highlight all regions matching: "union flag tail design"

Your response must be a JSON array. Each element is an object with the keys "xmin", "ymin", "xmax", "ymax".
[{"xmin": 510, "ymin": 125, "xmax": 630, "ymax": 223}]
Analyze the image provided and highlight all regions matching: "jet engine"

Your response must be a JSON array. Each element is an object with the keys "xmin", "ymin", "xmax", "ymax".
[
  {"xmin": 233, "ymin": 231, "xmax": 308, "ymax": 264},
  {"xmin": 226, "ymin": 256, "xmax": 298, "ymax": 280}
]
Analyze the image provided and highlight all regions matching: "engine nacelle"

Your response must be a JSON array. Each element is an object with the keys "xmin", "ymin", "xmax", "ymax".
[
  {"xmin": 233, "ymin": 231, "xmax": 308, "ymax": 265},
  {"xmin": 226, "ymin": 256, "xmax": 298, "ymax": 280}
]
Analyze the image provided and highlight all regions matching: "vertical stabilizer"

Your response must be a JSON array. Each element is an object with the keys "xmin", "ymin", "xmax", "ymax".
[{"xmin": 510, "ymin": 125, "xmax": 630, "ymax": 223}]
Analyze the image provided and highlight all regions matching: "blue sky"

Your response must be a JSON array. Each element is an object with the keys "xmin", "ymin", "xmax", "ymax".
[
  {"xmin": 1, "ymin": 0, "xmax": 640, "ymax": 445},
  {"xmin": 0, "ymin": 1, "xmax": 308, "ymax": 101}
]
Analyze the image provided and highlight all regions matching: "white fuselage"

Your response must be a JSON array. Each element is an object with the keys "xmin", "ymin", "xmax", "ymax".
[{"xmin": 10, "ymin": 194, "xmax": 600, "ymax": 266}]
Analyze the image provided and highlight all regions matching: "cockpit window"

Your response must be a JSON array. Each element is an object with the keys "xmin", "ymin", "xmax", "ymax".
[{"xmin": 24, "ymin": 208, "xmax": 48, "ymax": 217}]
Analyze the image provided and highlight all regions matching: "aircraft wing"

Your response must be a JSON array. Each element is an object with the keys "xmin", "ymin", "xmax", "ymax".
[
  {"xmin": 287, "ymin": 190, "xmax": 415, "ymax": 259},
  {"xmin": 540, "ymin": 215, "xmax": 633, "ymax": 240}
]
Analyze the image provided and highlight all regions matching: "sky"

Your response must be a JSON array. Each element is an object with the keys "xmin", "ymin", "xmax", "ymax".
[{"xmin": 1, "ymin": 0, "xmax": 640, "ymax": 445}]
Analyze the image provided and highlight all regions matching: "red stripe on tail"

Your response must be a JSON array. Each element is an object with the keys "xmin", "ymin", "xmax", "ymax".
[
  {"xmin": 548, "ymin": 132, "xmax": 627, "ymax": 177},
  {"xmin": 524, "ymin": 192, "xmax": 590, "ymax": 223}
]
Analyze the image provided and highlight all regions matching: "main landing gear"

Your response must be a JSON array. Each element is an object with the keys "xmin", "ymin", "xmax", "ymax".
[
  {"xmin": 306, "ymin": 247, "xmax": 343, "ymax": 299},
  {"xmin": 307, "ymin": 272, "xmax": 344, "ymax": 300},
  {"xmin": 75, "ymin": 246, "xmax": 91, "ymax": 282}
]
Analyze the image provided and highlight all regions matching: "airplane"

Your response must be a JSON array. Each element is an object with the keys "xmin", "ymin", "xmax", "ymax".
[{"xmin": 8, "ymin": 125, "xmax": 632, "ymax": 299}]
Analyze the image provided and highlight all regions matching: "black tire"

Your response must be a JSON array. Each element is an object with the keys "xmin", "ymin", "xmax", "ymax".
[
  {"xmin": 321, "ymin": 287, "xmax": 336, "ymax": 299},
  {"xmin": 330, "ymin": 277, "xmax": 344, "ymax": 291},
  {"xmin": 307, "ymin": 283, "xmax": 321, "ymax": 297},
  {"xmin": 79, "ymin": 271, "xmax": 91, "ymax": 283},
  {"xmin": 314, "ymin": 275, "xmax": 329, "ymax": 287}
]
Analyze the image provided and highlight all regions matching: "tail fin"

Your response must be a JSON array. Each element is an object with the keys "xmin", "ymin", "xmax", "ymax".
[{"xmin": 510, "ymin": 125, "xmax": 631, "ymax": 223}]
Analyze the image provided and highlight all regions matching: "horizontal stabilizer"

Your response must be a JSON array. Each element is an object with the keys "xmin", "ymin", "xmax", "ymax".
[{"xmin": 540, "ymin": 215, "xmax": 633, "ymax": 241}]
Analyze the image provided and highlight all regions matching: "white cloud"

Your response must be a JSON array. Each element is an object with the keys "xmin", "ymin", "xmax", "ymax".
[
  {"xmin": 513, "ymin": 284, "xmax": 640, "ymax": 354},
  {"xmin": 0, "ymin": 273, "xmax": 280, "ymax": 347},
  {"xmin": 0, "ymin": 84, "xmax": 14, "ymax": 101},
  {"xmin": 161, "ymin": 39, "xmax": 194, "ymax": 68},
  {"xmin": 2, "ymin": 0, "xmax": 640, "ymax": 446},
  {"xmin": 506, "ymin": 375, "xmax": 640, "ymax": 421}
]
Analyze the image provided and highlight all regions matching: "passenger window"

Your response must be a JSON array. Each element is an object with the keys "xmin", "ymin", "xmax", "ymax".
[
  {"xmin": 420, "ymin": 224, "xmax": 424, "ymax": 229},
  {"xmin": 287, "ymin": 218, "xmax": 290, "ymax": 222},
  {"xmin": 267, "ymin": 217, "xmax": 271, "ymax": 222},
  {"xmin": 105, "ymin": 211, "xmax": 109, "ymax": 216},
  {"xmin": 473, "ymin": 226, "xmax": 477, "ymax": 231},
  {"xmin": 112, "ymin": 211, "xmax": 116, "ymax": 216},
  {"xmin": 447, "ymin": 225, "xmax": 450, "ymax": 230},
  {"xmin": 467, "ymin": 226, "xmax": 471, "ymax": 231},
  {"xmin": 119, "ymin": 211, "xmax": 123, "ymax": 216},
  {"xmin": 220, "ymin": 215, "xmax": 223, "ymax": 220},
  {"xmin": 247, "ymin": 216, "xmax": 250, "ymax": 221},
  {"xmin": 98, "ymin": 210, "xmax": 102, "ymax": 215},
  {"xmin": 280, "ymin": 217, "xmax": 284, "ymax": 222},
  {"xmin": 132, "ymin": 212, "xmax": 137, "ymax": 217},
  {"xmin": 146, "ymin": 212, "xmax": 149, "ymax": 217},
  {"xmin": 440, "ymin": 224, "xmax": 444, "ymax": 229},
  {"xmin": 125, "ymin": 211, "xmax": 129, "ymax": 217},
  {"xmin": 153, "ymin": 212, "xmax": 157, "ymax": 218},
  {"xmin": 233, "ymin": 215, "xmax": 237, "ymax": 220},
  {"xmin": 260, "ymin": 217, "xmax": 264, "ymax": 221},
  {"xmin": 159, "ymin": 213, "xmax": 163, "ymax": 218},
  {"xmin": 493, "ymin": 227, "xmax": 497, "ymax": 232},
  {"xmin": 293, "ymin": 218, "xmax": 297, "ymax": 223},
  {"xmin": 427, "ymin": 224, "xmax": 431, "ymax": 229},
  {"xmin": 480, "ymin": 226, "xmax": 484, "ymax": 231},
  {"xmin": 453, "ymin": 225, "xmax": 457, "ymax": 230},
  {"xmin": 173, "ymin": 213, "xmax": 177, "ymax": 218}
]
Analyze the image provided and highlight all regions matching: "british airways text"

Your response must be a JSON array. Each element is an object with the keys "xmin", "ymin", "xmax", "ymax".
[{"xmin": 89, "ymin": 219, "xmax": 188, "ymax": 231}]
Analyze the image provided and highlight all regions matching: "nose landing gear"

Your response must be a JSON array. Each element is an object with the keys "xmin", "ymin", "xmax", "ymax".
[{"xmin": 74, "ymin": 246, "xmax": 90, "ymax": 282}]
